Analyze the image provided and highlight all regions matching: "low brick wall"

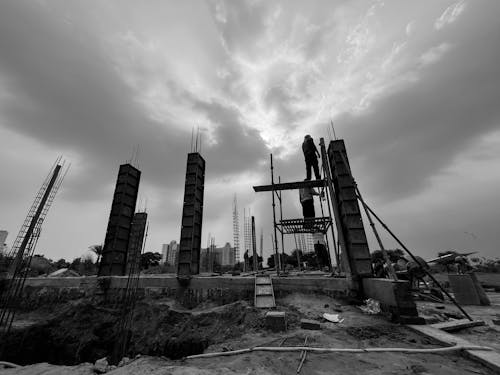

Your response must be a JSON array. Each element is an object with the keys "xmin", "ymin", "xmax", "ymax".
[{"xmin": 19, "ymin": 274, "xmax": 351, "ymax": 309}]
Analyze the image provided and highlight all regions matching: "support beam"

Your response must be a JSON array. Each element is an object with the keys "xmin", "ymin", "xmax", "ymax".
[{"xmin": 253, "ymin": 179, "xmax": 325, "ymax": 192}]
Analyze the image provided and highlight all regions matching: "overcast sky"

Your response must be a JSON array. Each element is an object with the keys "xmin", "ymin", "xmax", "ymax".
[{"xmin": 0, "ymin": 0, "xmax": 499, "ymax": 263}]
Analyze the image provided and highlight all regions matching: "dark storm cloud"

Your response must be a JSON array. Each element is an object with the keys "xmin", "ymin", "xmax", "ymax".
[
  {"xmin": 191, "ymin": 99, "xmax": 269, "ymax": 175},
  {"xmin": 0, "ymin": 1, "xmax": 186, "ymax": 200},
  {"xmin": 0, "ymin": 1, "xmax": 269, "ymax": 205},
  {"xmin": 2, "ymin": 0, "xmax": 500, "ymax": 260},
  {"xmin": 333, "ymin": 2, "xmax": 500, "ymax": 202}
]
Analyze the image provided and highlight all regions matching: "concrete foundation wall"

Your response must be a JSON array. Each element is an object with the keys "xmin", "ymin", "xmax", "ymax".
[
  {"xmin": 20, "ymin": 275, "xmax": 350, "ymax": 309},
  {"xmin": 362, "ymin": 278, "xmax": 417, "ymax": 317}
]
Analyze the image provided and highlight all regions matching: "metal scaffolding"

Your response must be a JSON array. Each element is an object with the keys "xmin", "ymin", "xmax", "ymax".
[{"xmin": 253, "ymin": 151, "xmax": 337, "ymax": 273}]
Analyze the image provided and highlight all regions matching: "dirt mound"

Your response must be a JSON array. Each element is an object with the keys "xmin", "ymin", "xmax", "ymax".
[{"xmin": 1, "ymin": 299, "xmax": 264, "ymax": 365}]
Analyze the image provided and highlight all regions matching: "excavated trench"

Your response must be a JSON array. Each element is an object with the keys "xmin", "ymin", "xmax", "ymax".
[{"xmin": 1, "ymin": 299, "xmax": 264, "ymax": 365}]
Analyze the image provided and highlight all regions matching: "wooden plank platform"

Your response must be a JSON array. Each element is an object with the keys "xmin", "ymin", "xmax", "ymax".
[
  {"xmin": 253, "ymin": 179, "xmax": 325, "ymax": 192},
  {"xmin": 255, "ymin": 274, "xmax": 276, "ymax": 308},
  {"xmin": 431, "ymin": 319, "xmax": 485, "ymax": 332}
]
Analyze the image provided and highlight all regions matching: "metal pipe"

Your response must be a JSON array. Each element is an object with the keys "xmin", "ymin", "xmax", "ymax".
[
  {"xmin": 270, "ymin": 154, "xmax": 280, "ymax": 275},
  {"xmin": 318, "ymin": 190, "xmax": 333, "ymax": 272},
  {"xmin": 251, "ymin": 216, "xmax": 258, "ymax": 272},
  {"xmin": 278, "ymin": 176, "xmax": 285, "ymax": 270}
]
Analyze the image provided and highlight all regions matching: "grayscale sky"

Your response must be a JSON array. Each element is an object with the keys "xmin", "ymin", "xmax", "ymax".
[{"xmin": 0, "ymin": 0, "xmax": 499, "ymax": 262}]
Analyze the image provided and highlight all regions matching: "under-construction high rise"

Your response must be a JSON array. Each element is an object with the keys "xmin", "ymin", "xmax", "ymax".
[{"xmin": 232, "ymin": 195, "xmax": 240, "ymax": 264}]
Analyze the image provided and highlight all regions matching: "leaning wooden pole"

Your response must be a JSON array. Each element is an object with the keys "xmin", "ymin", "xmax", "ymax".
[{"xmin": 362, "ymin": 201, "xmax": 473, "ymax": 321}]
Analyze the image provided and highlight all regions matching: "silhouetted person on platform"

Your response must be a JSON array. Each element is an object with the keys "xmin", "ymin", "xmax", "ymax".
[
  {"xmin": 300, "ymin": 180, "xmax": 321, "ymax": 228},
  {"xmin": 302, "ymin": 135, "xmax": 321, "ymax": 180}
]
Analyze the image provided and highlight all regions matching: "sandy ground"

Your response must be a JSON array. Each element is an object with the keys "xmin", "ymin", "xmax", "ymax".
[
  {"xmin": 417, "ymin": 292, "xmax": 500, "ymax": 353},
  {"xmin": 3, "ymin": 293, "xmax": 498, "ymax": 374}
]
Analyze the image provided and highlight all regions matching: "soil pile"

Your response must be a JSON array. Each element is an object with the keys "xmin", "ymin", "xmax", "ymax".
[{"xmin": 1, "ymin": 299, "xmax": 263, "ymax": 365}]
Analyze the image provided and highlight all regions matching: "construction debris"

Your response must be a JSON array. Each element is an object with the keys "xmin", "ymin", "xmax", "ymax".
[
  {"xmin": 300, "ymin": 319, "xmax": 321, "ymax": 330},
  {"xmin": 431, "ymin": 319, "xmax": 485, "ymax": 333},
  {"xmin": 359, "ymin": 298, "xmax": 381, "ymax": 314},
  {"xmin": 322, "ymin": 313, "xmax": 342, "ymax": 323},
  {"xmin": 265, "ymin": 311, "xmax": 286, "ymax": 332}
]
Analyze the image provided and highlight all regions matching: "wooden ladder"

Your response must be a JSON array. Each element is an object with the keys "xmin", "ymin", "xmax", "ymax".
[{"xmin": 254, "ymin": 274, "xmax": 276, "ymax": 308}]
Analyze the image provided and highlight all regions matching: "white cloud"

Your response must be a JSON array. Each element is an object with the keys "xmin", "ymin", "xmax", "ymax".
[
  {"xmin": 405, "ymin": 21, "xmax": 415, "ymax": 36},
  {"xmin": 419, "ymin": 43, "xmax": 453, "ymax": 66},
  {"xmin": 435, "ymin": 1, "xmax": 467, "ymax": 30}
]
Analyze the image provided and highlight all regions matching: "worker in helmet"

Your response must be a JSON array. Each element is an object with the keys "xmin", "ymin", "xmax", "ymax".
[{"xmin": 302, "ymin": 135, "xmax": 321, "ymax": 180}]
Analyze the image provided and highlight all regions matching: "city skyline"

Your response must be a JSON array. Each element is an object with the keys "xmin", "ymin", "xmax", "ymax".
[{"xmin": 1, "ymin": 1, "xmax": 499, "ymax": 263}]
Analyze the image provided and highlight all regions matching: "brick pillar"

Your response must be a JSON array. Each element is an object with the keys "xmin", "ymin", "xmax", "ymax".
[
  {"xmin": 99, "ymin": 163, "xmax": 141, "ymax": 276},
  {"xmin": 327, "ymin": 140, "xmax": 372, "ymax": 281},
  {"xmin": 177, "ymin": 153, "xmax": 205, "ymax": 278}
]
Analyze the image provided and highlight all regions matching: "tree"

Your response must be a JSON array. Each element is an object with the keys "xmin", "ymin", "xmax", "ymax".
[
  {"xmin": 140, "ymin": 252, "xmax": 162, "ymax": 270},
  {"xmin": 267, "ymin": 254, "xmax": 275, "ymax": 268},
  {"xmin": 0, "ymin": 253, "xmax": 13, "ymax": 274},
  {"xmin": 266, "ymin": 253, "xmax": 289, "ymax": 269},
  {"xmin": 248, "ymin": 255, "xmax": 263, "ymax": 271},
  {"xmin": 29, "ymin": 254, "xmax": 55, "ymax": 276},
  {"xmin": 89, "ymin": 244, "xmax": 103, "ymax": 265},
  {"xmin": 288, "ymin": 249, "xmax": 303, "ymax": 268},
  {"xmin": 54, "ymin": 258, "xmax": 70, "ymax": 269},
  {"xmin": 69, "ymin": 255, "xmax": 97, "ymax": 275},
  {"xmin": 301, "ymin": 251, "xmax": 318, "ymax": 269}
]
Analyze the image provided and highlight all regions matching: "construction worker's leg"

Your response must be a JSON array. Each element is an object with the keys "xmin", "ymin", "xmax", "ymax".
[
  {"xmin": 305, "ymin": 159, "xmax": 312, "ymax": 180},
  {"xmin": 304, "ymin": 200, "xmax": 315, "ymax": 228},
  {"xmin": 301, "ymin": 202, "xmax": 309, "ymax": 218},
  {"xmin": 312, "ymin": 158, "xmax": 321, "ymax": 180}
]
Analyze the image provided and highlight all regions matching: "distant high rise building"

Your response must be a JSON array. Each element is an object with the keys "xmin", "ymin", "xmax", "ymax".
[
  {"xmin": 161, "ymin": 244, "xmax": 168, "ymax": 264},
  {"xmin": 0, "ymin": 230, "xmax": 8, "ymax": 254},
  {"xmin": 305, "ymin": 233, "xmax": 315, "ymax": 253},
  {"xmin": 168, "ymin": 240, "xmax": 178, "ymax": 266},
  {"xmin": 162, "ymin": 240, "xmax": 179, "ymax": 266},
  {"xmin": 199, "ymin": 242, "xmax": 235, "ymax": 272},
  {"xmin": 220, "ymin": 242, "xmax": 235, "ymax": 266},
  {"xmin": 232, "ymin": 195, "xmax": 240, "ymax": 264},
  {"xmin": 298, "ymin": 233, "xmax": 314, "ymax": 253}
]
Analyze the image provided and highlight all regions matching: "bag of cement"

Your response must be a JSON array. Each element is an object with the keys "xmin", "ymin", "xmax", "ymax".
[
  {"xmin": 323, "ymin": 313, "xmax": 343, "ymax": 323},
  {"xmin": 359, "ymin": 298, "xmax": 381, "ymax": 314}
]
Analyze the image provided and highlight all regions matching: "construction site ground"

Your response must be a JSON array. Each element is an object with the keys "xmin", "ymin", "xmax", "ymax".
[{"xmin": 2, "ymin": 292, "xmax": 500, "ymax": 374}]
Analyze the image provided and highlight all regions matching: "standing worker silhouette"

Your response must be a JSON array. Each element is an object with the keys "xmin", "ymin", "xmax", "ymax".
[
  {"xmin": 302, "ymin": 135, "xmax": 321, "ymax": 180},
  {"xmin": 299, "ymin": 179, "xmax": 322, "ymax": 228}
]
